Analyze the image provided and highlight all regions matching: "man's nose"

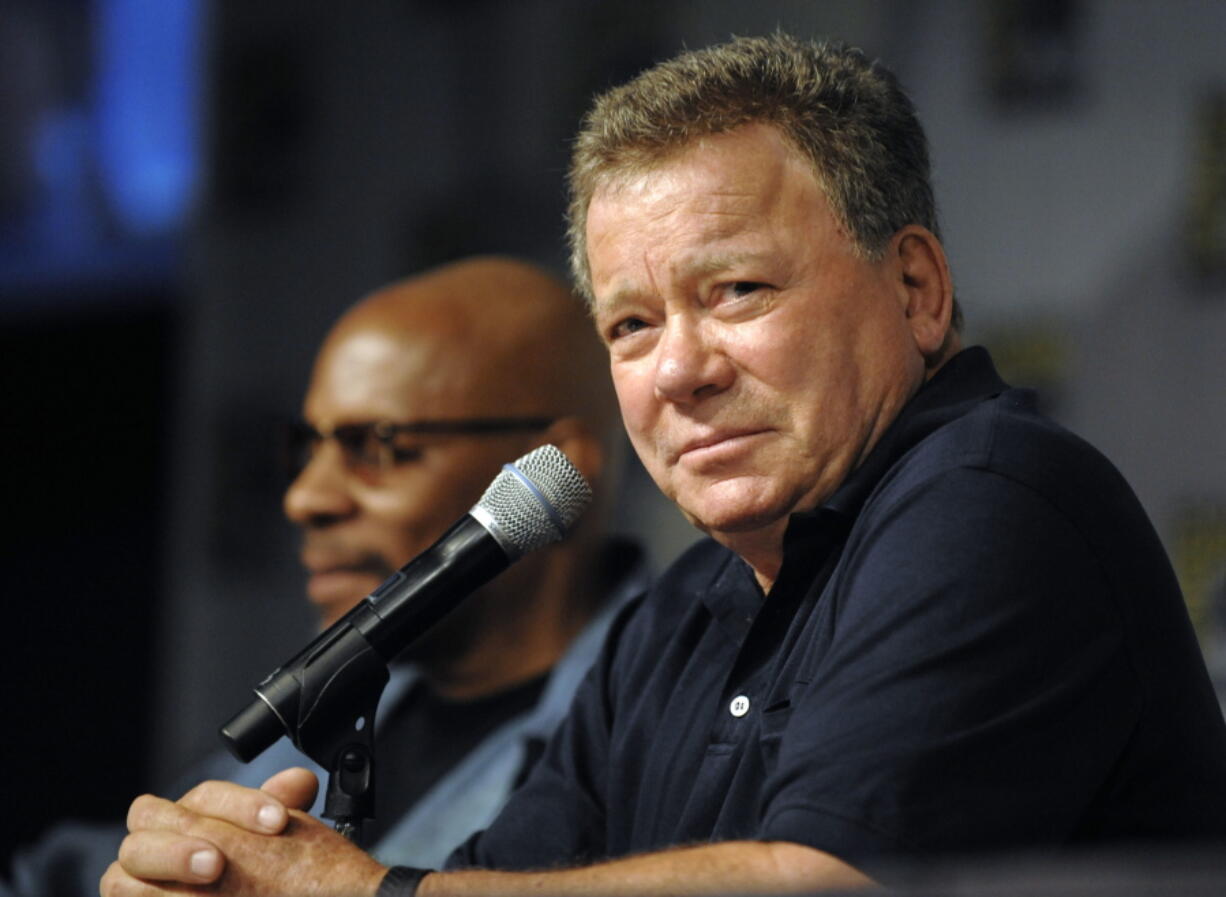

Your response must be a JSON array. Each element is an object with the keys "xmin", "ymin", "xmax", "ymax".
[
  {"xmin": 283, "ymin": 441, "xmax": 358, "ymax": 526},
  {"xmin": 652, "ymin": 317, "xmax": 734, "ymax": 404}
]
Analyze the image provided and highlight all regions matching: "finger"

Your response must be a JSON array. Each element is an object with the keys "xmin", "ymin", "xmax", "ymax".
[
  {"xmin": 100, "ymin": 858, "xmax": 163, "ymax": 897},
  {"xmin": 126, "ymin": 794, "xmax": 202, "ymax": 835},
  {"xmin": 128, "ymin": 789, "xmax": 279, "ymax": 839},
  {"xmin": 116, "ymin": 830, "xmax": 225, "ymax": 884},
  {"xmin": 260, "ymin": 766, "xmax": 319, "ymax": 811},
  {"xmin": 177, "ymin": 780, "xmax": 288, "ymax": 834},
  {"xmin": 99, "ymin": 859, "xmax": 127, "ymax": 897}
]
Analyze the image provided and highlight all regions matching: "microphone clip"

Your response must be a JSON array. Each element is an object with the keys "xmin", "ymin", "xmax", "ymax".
[
  {"xmin": 293, "ymin": 614, "xmax": 388, "ymax": 843},
  {"xmin": 223, "ymin": 602, "xmax": 390, "ymax": 843}
]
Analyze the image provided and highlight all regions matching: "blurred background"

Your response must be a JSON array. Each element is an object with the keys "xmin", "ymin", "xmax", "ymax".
[{"xmin": 3, "ymin": 0, "xmax": 1226, "ymax": 867}]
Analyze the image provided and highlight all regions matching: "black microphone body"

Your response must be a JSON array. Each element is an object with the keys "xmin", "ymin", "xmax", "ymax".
[
  {"xmin": 219, "ymin": 513, "xmax": 509, "ymax": 763},
  {"xmin": 219, "ymin": 444, "xmax": 593, "ymax": 767},
  {"xmin": 365, "ymin": 512, "xmax": 510, "ymax": 656}
]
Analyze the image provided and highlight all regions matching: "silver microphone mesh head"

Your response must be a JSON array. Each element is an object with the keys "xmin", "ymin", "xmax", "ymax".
[{"xmin": 472, "ymin": 444, "xmax": 593, "ymax": 557}]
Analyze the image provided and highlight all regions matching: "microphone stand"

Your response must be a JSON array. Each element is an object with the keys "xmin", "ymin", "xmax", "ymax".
[
  {"xmin": 224, "ymin": 603, "xmax": 390, "ymax": 844},
  {"xmin": 297, "ymin": 623, "xmax": 388, "ymax": 843}
]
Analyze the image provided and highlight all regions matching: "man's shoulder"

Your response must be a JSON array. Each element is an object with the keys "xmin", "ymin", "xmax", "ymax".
[
  {"xmin": 881, "ymin": 387, "xmax": 1132, "ymax": 515},
  {"xmin": 860, "ymin": 386, "xmax": 1174, "ymax": 609}
]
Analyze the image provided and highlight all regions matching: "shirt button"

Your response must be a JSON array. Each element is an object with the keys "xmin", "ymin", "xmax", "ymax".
[{"xmin": 729, "ymin": 695, "xmax": 750, "ymax": 717}]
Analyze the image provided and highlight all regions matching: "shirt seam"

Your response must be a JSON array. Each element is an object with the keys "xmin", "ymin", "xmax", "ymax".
[{"xmin": 763, "ymin": 799, "xmax": 916, "ymax": 850}]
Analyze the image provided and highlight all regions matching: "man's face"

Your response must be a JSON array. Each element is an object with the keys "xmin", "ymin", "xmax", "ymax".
[
  {"xmin": 283, "ymin": 323, "xmax": 543, "ymax": 628},
  {"xmin": 587, "ymin": 124, "xmax": 925, "ymax": 564}
]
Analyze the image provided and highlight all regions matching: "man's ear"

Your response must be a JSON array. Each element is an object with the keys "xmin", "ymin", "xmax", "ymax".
[
  {"xmin": 891, "ymin": 225, "xmax": 955, "ymax": 365},
  {"xmin": 539, "ymin": 416, "xmax": 605, "ymax": 488}
]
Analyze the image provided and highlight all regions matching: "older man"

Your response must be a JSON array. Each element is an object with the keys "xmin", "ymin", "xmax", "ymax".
[
  {"xmin": 103, "ymin": 35, "xmax": 1226, "ymax": 897},
  {"xmin": 11, "ymin": 256, "xmax": 642, "ymax": 896}
]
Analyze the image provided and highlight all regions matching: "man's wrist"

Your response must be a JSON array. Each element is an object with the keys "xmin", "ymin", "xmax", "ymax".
[{"xmin": 376, "ymin": 865, "xmax": 433, "ymax": 897}]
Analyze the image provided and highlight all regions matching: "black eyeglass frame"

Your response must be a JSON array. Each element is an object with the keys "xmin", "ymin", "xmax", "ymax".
[{"xmin": 283, "ymin": 416, "xmax": 556, "ymax": 479}]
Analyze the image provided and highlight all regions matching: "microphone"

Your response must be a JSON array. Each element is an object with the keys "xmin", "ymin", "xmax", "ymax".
[{"xmin": 219, "ymin": 444, "xmax": 592, "ymax": 764}]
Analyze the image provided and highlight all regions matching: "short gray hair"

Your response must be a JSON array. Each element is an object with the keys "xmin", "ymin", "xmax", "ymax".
[{"xmin": 566, "ymin": 33, "xmax": 960, "ymax": 329}]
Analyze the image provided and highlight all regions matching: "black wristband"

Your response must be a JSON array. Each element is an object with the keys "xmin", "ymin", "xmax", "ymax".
[{"xmin": 376, "ymin": 865, "xmax": 432, "ymax": 897}]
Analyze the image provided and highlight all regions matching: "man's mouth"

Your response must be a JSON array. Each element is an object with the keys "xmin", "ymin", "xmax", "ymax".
[
  {"xmin": 305, "ymin": 567, "xmax": 387, "ymax": 605},
  {"xmin": 300, "ymin": 551, "xmax": 395, "ymax": 606},
  {"xmin": 677, "ymin": 429, "xmax": 768, "ymax": 463}
]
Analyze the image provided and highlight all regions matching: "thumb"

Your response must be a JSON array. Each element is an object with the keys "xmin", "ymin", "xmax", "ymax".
[{"xmin": 260, "ymin": 767, "xmax": 319, "ymax": 811}]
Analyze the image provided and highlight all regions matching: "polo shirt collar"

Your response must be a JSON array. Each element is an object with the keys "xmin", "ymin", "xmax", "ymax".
[
  {"xmin": 819, "ymin": 345, "xmax": 1008, "ymax": 524},
  {"xmin": 700, "ymin": 346, "xmax": 1007, "ymax": 627}
]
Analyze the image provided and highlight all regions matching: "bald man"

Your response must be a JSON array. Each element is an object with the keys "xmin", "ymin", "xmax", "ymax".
[
  {"xmin": 288, "ymin": 256, "xmax": 623, "ymax": 694},
  {"xmin": 7, "ymin": 256, "xmax": 647, "ymax": 896}
]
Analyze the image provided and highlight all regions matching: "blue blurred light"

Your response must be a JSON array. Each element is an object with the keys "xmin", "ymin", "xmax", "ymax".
[{"xmin": 95, "ymin": 0, "xmax": 202, "ymax": 237}]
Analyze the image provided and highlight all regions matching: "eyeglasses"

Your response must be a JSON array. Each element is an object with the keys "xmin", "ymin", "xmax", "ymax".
[{"xmin": 283, "ymin": 416, "xmax": 555, "ymax": 481}]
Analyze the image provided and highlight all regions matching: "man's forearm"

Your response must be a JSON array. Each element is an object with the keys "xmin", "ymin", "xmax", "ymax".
[{"xmin": 409, "ymin": 841, "xmax": 873, "ymax": 897}]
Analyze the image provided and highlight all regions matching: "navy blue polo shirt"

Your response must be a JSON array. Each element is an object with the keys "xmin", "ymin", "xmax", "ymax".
[{"xmin": 446, "ymin": 347, "xmax": 1226, "ymax": 875}]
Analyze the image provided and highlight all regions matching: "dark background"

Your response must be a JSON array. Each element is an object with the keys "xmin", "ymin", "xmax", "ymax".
[{"xmin": 2, "ymin": 0, "xmax": 1225, "ymax": 872}]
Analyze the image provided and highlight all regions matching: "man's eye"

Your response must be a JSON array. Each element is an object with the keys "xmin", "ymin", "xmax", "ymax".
[
  {"xmin": 729, "ymin": 281, "xmax": 768, "ymax": 297},
  {"xmin": 388, "ymin": 441, "xmax": 425, "ymax": 464},
  {"xmin": 610, "ymin": 317, "xmax": 649, "ymax": 340}
]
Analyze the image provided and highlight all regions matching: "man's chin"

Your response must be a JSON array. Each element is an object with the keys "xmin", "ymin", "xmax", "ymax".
[{"xmin": 675, "ymin": 486, "xmax": 793, "ymax": 537}]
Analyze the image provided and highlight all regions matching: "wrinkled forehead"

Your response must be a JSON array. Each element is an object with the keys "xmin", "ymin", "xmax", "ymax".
[
  {"xmin": 587, "ymin": 123, "xmax": 826, "ymax": 202},
  {"xmin": 584, "ymin": 126, "xmax": 828, "ymax": 235},
  {"xmin": 585, "ymin": 127, "xmax": 835, "ymax": 293}
]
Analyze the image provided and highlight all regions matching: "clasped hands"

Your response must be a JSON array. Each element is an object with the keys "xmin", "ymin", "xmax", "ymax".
[{"xmin": 100, "ymin": 767, "xmax": 389, "ymax": 897}]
